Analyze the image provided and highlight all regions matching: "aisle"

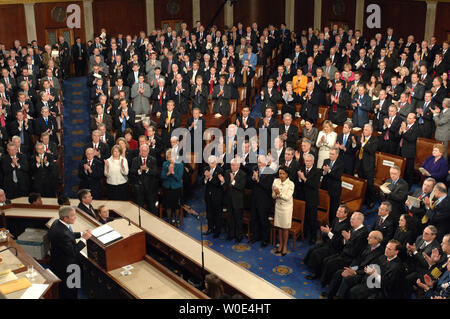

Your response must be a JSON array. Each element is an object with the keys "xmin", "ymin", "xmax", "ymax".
[{"xmin": 62, "ymin": 77, "xmax": 91, "ymax": 197}]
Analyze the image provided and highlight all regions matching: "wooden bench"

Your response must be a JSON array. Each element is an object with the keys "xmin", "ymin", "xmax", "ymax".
[
  {"xmin": 415, "ymin": 138, "xmax": 443, "ymax": 171},
  {"xmin": 340, "ymin": 174, "xmax": 367, "ymax": 213},
  {"xmin": 318, "ymin": 189, "xmax": 330, "ymax": 226},
  {"xmin": 317, "ymin": 106, "xmax": 328, "ymax": 126},
  {"xmin": 374, "ymin": 152, "xmax": 406, "ymax": 189}
]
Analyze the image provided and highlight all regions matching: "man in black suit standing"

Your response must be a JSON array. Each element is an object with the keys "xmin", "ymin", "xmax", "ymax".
[
  {"xmin": 296, "ymin": 153, "xmax": 322, "ymax": 244},
  {"xmin": 415, "ymin": 91, "xmax": 436, "ymax": 139},
  {"xmin": 72, "ymin": 37, "xmax": 87, "ymax": 77},
  {"xmin": 78, "ymin": 148, "xmax": 104, "ymax": 199},
  {"xmin": 1, "ymin": 142, "xmax": 29, "ymax": 199},
  {"xmin": 329, "ymin": 81, "xmax": 350, "ymax": 126},
  {"xmin": 406, "ymin": 177, "xmax": 436, "ymax": 234},
  {"xmin": 235, "ymin": 106, "xmax": 255, "ymax": 131},
  {"xmin": 83, "ymin": 129, "xmax": 110, "ymax": 162},
  {"xmin": 76, "ymin": 189, "xmax": 97, "ymax": 219},
  {"xmin": 354, "ymin": 124, "xmax": 378, "ymax": 208},
  {"xmin": 321, "ymin": 147, "xmax": 344, "ymax": 224},
  {"xmin": 335, "ymin": 121, "xmax": 357, "ymax": 175},
  {"xmin": 203, "ymin": 156, "xmax": 225, "ymax": 238},
  {"xmin": 279, "ymin": 113, "xmax": 299, "ymax": 150},
  {"xmin": 380, "ymin": 166, "xmax": 409, "ymax": 220},
  {"xmin": 281, "ymin": 148, "xmax": 301, "ymax": 183},
  {"xmin": 320, "ymin": 212, "xmax": 369, "ymax": 286},
  {"xmin": 159, "ymin": 100, "xmax": 181, "ymax": 149},
  {"xmin": 129, "ymin": 144, "xmax": 158, "ymax": 214},
  {"xmin": 258, "ymin": 106, "xmax": 279, "ymax": 150},
  {"xmin": 398, "ymin": 112, "xmax": 420, "ymax": 187},
  {"xmin": 305, "ymin": 204, "xmax": 351, "ymax": 281},
  {"xmin": 224, "ymin": 158, "xmax": 247, "ymax": 243},
  {"xmin": 373, "ymin": 202, "xmax": 396, "ymax": 246},
  {"xmin": 378, "ymin": 105, "xmax": 402, "ymax": 154},
  {"xmin": 249, "ymin": 155, "xmax": 274, "ymax": 247},
  {"xmin": 48, "ymin": 206, "xmax": 92, "ymax": 299},
  {"xmin": 31, "ymin": 142, "xmax": 57, "ymax": 197}
]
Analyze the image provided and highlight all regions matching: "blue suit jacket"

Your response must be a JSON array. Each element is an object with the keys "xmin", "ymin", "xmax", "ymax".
[{"xmin": 351, "ymin": 93, "xmax": 371, "ymax": 128}]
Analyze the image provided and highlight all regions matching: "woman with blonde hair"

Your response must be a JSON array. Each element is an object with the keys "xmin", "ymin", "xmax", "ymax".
[
  {"xmin": 316, "ymin": 120, "xmax": 337, "ymax": 168},
  {"xmin": 104, "ymin": 144, "xmax": 129, "ymax": 200}
]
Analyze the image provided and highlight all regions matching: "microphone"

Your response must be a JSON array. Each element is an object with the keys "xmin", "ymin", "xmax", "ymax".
[{"xmin": 0, "ymin": 246, "xmax": 18, "ymax": 256}]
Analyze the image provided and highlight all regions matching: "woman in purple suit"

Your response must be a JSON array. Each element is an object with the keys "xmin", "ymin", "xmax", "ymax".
[{"xmin": 420, "ymin": 144, "xmax": 448, "ymax": 183}]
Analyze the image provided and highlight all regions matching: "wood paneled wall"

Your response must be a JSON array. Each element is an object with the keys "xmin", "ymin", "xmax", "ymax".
[
  {"xmin": 92, "ymin": 0, "xmax": 147, "ymax": 37},
  {"xmin": 294, "ymin": 0, "xmax": 314, "ymax": 33},
  {"xmin": 34, "ymin": 1, "xmax": 85, "ymax": 45},
  {"xmin": 0, "ymin": 4, "xmax": 27, "ymax": 47},
  {"xmin": 154, "ymin": 0, "xmax": 193, "ymax": 30},
  {"xmin": 435, "ymin": 2, "xmax": 450, "ymax": 43},
  {"xmin": 362, "ymin": 0, "xmax": 426, "ymax": 41},
  {"xmin": 321, "ymin": 0, "xmax": 356, "ymax": 31},
  {"xmin": 233, "ymin": 0, "xmax": 286, "ymax": 29},
  {"xmin": 200, "ymin": 0, "xmax": 225, "ymax": 30}
]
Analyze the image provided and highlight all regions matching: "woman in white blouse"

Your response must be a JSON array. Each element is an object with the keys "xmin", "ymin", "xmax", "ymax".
[
  {"xmin": 272, "ymin": 166, "xmax": 295, "ymax": 256},
  {"xmin": 316, "ymin": 120, "xmax": 337, "ymax": 168},
  {"xmin": 104, "ymin": 145, "xmax": 129, "ymax": 201}
]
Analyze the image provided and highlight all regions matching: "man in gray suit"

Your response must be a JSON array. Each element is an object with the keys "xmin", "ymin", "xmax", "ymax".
[
  {"xmin": 110, "ymin": 77, "xmax": 130, "ymax": 102},
  {"xmin": 405, "ymin": 72, "xmax": 425, "ymax": 109},
  {"xmin": 131, "ymin": 74, "xmax": 152, "ymax": 115},
  {"xmin": 322, "ymin": 58, "xmax": 338, "ymax": 81},
  {"xmin": 397, "ymin": 92, "xmax": 415, "ymax": 120},
  {"xmin": 41, "ymin": 68, "xmax": 61, "ymax": 91},
  {"xmin": 145, "ymin": 52, "xmax": 161, "ymax": 82},
  {"xmin": 432, "ymin": 98, "xmax": 450, "ymax": 158}
]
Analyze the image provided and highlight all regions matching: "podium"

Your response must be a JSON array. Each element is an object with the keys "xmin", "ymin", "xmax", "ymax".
[{"xmin": 87, "ymin": 219, "xmax": 146, "ymax": 271}]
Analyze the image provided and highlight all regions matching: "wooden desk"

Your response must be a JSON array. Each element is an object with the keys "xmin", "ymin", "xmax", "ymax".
[
  {"xmin": 0, "ymin": 228, "xmax": 60, "ymax": 299},
  {"xmin": 11, "ymin": 198, "xmax": 294, "ymax": 299},
  {"xmin": 3, "ymin": 203, "xmax": 207, "ymax": 299}
]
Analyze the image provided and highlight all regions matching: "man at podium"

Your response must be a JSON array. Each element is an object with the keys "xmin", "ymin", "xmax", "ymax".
[{"xmin": 48, "ymin": 206, "xmax": 92, "ymax": 299}]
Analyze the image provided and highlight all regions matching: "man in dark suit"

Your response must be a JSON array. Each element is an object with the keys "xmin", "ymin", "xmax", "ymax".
[
  {"xmin": 235, "ymin": 106, "xmax": 255, "ymax": 131},
  {"xmin": 296, "ymin": 153, "xmax": 322, "ymax": 244},
  {"xmin": 186, "ymin": 107, "xmax": 206, "ymax": 155},
  {"xmin": 78, "ymin": 148, "xmax": 104, "ymax": 199},
  {"xmin": 83, "ymin": 129, "xmax": 110, "ymax": 162},
  {"xmin": 279, "ymin": 113, "xmax": 299, "ymax": 150},
  {"xmin": 281, "ymin": 148, "xmax": 301, "ymax": 184},
  {"xmin": 416, "ymin": 91, "xmax": 437, "ymax": 139},
  {"xmin": 423, "ymin": 183, "xmax": 450, "ymax": 242},
  {"xmin": 114, "ymin": 99, "xmax": 136, "ymax": 137},
  {"xmin": 351, "ymin": 84, "xmax": 371, "ymax": 128},
  {"xmin": 90, "ymin": 104, "xmax": 113, "ymax": 132},
  {"xmin": 398, "ymin": 113, "xmax": 420, "ymax": 186},
  {"xmin": 329, "ymin": 81, "xmax": 351, "ymax": 126},
  {"xmin": 31, "ymin": 142, "xmax": 57, "ymax": 197},
  {"xmin": 260, "ymin": 79, "xmax": 281, "ymax": 115},
  {"xmin": 1, "ymin": 142, "xmax": 29, "ymax": 199},
  {"xmin": 40, "ymin": 132, "xmax": 58, "ymax": 161},
  {"xmin": 305, "ymin": 204, "xmax": 351, "ymax": 280},
  {"xmin": 72, "ymin": 37, "xmax": 87, "ymax": 76},
  {"xmin": 320, "ymin": 212, "xmax": 369, "ymax": 286},
  {"xmin": 378, "ymin": 105, "xmax": 402, "ymax": 154},
  {"xmin": 348, "ymin": 239, "xmax": 405, "ymax": 299},
  {"xmin": 335, "ymin": 121, "xmax": 357, "ymax": 175},
  {"xmin": 76, "ymin": 189, "xmax": 97, "ymax": 219},
  {"xmin": 169, "ymin": 73, "xmax": 190, "ymax": 115},
  {"xmin": 90, "ymin": 78, "xmax": 108, "ymax": 103},
  {"xmin": 300, "ymin": 82, "xmax": 321, "ymax": 123},
  {"xmin": 373, "ymin": 202, "xmax": 397, "ymax": 246},
  {"xmin": 321, "ymin": 147, "xmax": 344, "ymax": 224},
  {"xmin": 249, "ymin": 155, "xmax": 274, "ymax": 247},
  {"xmin": 323, "ymin": 230, "xmax": 385, "ymax": 299},
  {"xmin": 258, "ymin": 106, "xmax": 279, "ymax": 149},
  {"xmin": 8, "ymin": 110, "xmax": 33, "ymax": 148},
  {"xmin": 48, "ymin": 206, "xmax": 92, "ymax": 299},
  {"xmin": 372, "ymin": 90, "xmax": 392, "ymax": 131},
  {"xmin": 380, "ymin": 166, "xmax": 409, "ymax": 220},
  {"xmin": 203, "ymin": 156, "xmax": 225, "ymax": 238},
  {"xmin": 129, "ymin": 144, "xmax": 159, "ymax": 214},
  {"xmin": 405, "ymin": 73, "xmax": 425, "ymax": 110},
  {"xmin": 406, "ymin": 177, "xmax": 436, "ymax": 234},
  {"xmin": 159, "ymin": 100, "xmax": 181, "ymax": 150},
  {"xmin": 404, "ymin": 226, "xmax": 441, "ymax": 296},
  {"xmin": 212, "ymin": 76, "xmax": 231, "ymax": 116},
  {"xmin": 190, "ymin": 75, "xmax": 209, "ymax": 114},
  {"xmin": 354, "ymin": 124, "xmax": 378, "ymax": 208},
  {"xmin": 224, "ymin": 158, "xmax": 247, "ymax": 243}
]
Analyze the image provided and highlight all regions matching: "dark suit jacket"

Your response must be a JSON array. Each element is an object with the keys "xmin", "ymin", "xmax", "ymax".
[
  {"xmin": 398, "ymin": 122, "xmax": 420, "ymax": 159},
  {"xmin": 325, "ymin": 217, "xmax": 351, "ymax": 253},
  {"xmin": 235, "ymin": 115, "xmax": 255, "ymax": 131},
  {"xmin": 321, "ymin": 157, "xmax": 344, "ymax": 197},
  {"xmin": 212, "ymin": 84, "xmax": 231, "ymax": 116},
  {"xmin": 341, "ymin": 226, "xmax": 370, "ymax": 261},
  {"xmin": 377, "ymin": 255, "xmax": 404, "ymax": 299},
  {"xmin": 384, "ymin": 178, "xmax": 409, "ymax": 218},
  {"xmin": 300, "ymin": 89, "xmax": 321, "ymax": 122},
  {"xmin": 372, "ymin": 215, "xmax": 396, "ymax": 246},
  {"xmin": 129, "ymin": 155, "xmax": 159, "ymax": 190},
  {"xmin": 295, "ymin": 166, "xmax": 321, "ymax": 206},
  {"xmin": 335, "ymin": 133, "xmax": 357, "ymax": 168},
  {"xmin": 48, "ymin": 219, "xmax": 85, "ymax": 278},
  {"xmin": 1, "ymin": 153, "xmax": 29, "ymax": 195},
  {"xmin": 351, "ymin": 244, "xmax": 385, "ymax": 276},
  {"xmin": 250, "ymin": 167, "xmax": 275, "ymax": 208},
  {"xmin": 8, "ymin": 120, "xmax": 33, "ymax": 146},
  {"xmin": 407, "ymin": 236, "xmax": 441, "ymax": 273},
  {"xmin": 90, "ymin": 114, "xmax": 113, "ymax": 131},
  {"xmin": 78, "ymin": 158, "xmax": 104, "ymax": 198},
  {"xmin": 329, "ymin": 89, "xmax": 351, "ymax": 125},
  {"xmin": 225, "ymin": 169, "xmax": 247, "ymax": 210},
  {"xmin": 425, "ymin": 196, "xmax": 450, "ymax": 241},
  {"xmin": 204, "ymin": 165, "xmax": 225, "ymax": 203},
  {"xmin": 279, "ymin": 124, "xmax": 299, "ymax": 150},
  {"xmin": 83, "ymin": 141, "xmax": 110, "ymax": 161},
  {"xmin": 31, "ymin": 153, "xmax": 57, "ymax": 194},
  {"xmin": 77, "ymin": 202, "xmax": 97, "ymax": 219},
  {"xmin": 405, "ymin": 82, "xmax": 425, "ymax": 109}
]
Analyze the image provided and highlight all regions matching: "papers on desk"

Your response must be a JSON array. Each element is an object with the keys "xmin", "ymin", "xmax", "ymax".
[
  {"xmin": 0, "ymin": 269, "xmax": 17, "ymax": 285},
  {"xmin": 91, "ymin": 224, "xmax": 123, "ymax": 245},
  {"xmin": 20, "ymin": 284, "xmax": 49, "ymax": 299},
  {"xmin": 380, "ymin": 182, "xmax": 391, "ymax": 194},
  {"xmin": 407, "ymin": 195, "xmax": 421, "ymax": 208}
]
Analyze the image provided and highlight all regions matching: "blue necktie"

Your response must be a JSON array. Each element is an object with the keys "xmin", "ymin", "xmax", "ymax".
[
  {"xmin": 20, "ymin": 123, "xmax": 24, "ymax": 143},
  {"xmin": 69, "ymin": 225, "xmax": 73, "ymax": 232},
  {"xmin": 45, "ymin": 118, "xmax": 48, "ymax": 125},
  {"xmin": 330, "ymin": 161, "xmax": 333, "ymax": 169},
  {"xmin": 343, "ymin": 134, "xmax": 348, "ymax": 146},
  {"xmin": 121, "ymin": 117, "xmax": 126, "ymax": 132}
]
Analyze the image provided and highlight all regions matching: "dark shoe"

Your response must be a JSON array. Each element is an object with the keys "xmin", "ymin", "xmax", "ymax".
[
  {"xmin": 281, "ymin": 251, "xmax": 287, "ymax": 256},
  {"xmin": 320, "ymin": 291, "xmax": 328, "ymax": 299},
  {"xmin": 203, "ymin": 229, "xmax": 213, "ymax": 235},
  {"xmin": 305, "ymin": 273, "xmax": 318, "ymax": 280},
  {"xmin": 261, "ymin": 241, "xmax": 268, "ymax": 248},
  {"xmin": 213, "ymin": 232, "xmax": 220, "ymax": 238}
]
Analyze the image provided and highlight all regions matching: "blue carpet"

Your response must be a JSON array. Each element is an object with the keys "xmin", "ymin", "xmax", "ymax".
[{"xmin": 62, "ymin": 77, "xmax": 91, "ymax": 198}]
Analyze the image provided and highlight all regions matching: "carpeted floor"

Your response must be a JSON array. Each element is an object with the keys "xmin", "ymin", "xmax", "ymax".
[{"xmin": 62, "ymin": 77, "xmax": 91, "ymax": 198}]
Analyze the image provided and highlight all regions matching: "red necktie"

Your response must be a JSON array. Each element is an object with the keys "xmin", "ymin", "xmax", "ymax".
[
  {"xmin": 384, "ymin": 117, "xmax": 392, "ymax": 141},
  {"xmin": 94, "ymin": 145, "xmax": 97, "ymax": 151},
  {"xmin": 210, "ymin": 80, "xmax": 214, "ymax": 95},
  {"xmin": 399, "ymin": 126, "xmax": 409, "ymax": 147},
  {"xmin": 145, "ymin": 129, "xmax": 148, "ymax": 137},
  {"xmin": 333, "ymin": 92, "xmax": 339, "ymax": 112},
  {"xmin": 408, "ymin": 85, "xmax": 415, "ymax": 104},
  {"xmin": 142, "ymin": 158, "xmax": 146, "ymax": 166},
  {"xmin": 88, "ymin": 160, "xmax": 92, "ymax": 168},
  {"xmin": 0, "ymin": 114, "xmax": 5, "ymax": 127},
  {"xmin": 160, "ymin": 89, "xmax": 163, "ymax": 105}
]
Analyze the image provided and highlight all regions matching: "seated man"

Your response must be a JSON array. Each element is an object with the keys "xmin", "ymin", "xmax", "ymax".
[
  {"xmin": 28, "ymin": 192, "xmax": 43, "ymax": 206},
  {"xmin": 97, "ymin": 205, "xmax": 114, "ymax": 224},
  {"xmin": 380, "ymin": 166, "xmax": 409, "ymax": 220},
  {"xmin": 422, "ymin": 183, "xmax": 450, "ymax": 242},
  {"xmin": 0, "ymin": 188, "xmax": 11, "ymax": 206},
  {"xmin": 304, "ymin": 204, "xmax": 351, "ymax": 280},
  {"xmin": 77, "ymin": 189, "xmax": 97, "ymax": 219}
]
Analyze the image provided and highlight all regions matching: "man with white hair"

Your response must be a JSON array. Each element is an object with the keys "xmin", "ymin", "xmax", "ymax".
[
  {"xmin": 0, "ymin": 188, "xmax": 11, "ymax": 206},
  {"xmin": 151, "ymin": 77, "xmax": 168, "ymax": 114},
  {"xmin": 249, "ymin": 155, "xmax": 275, "ymax": 247},
  {"xmin": 203, "ymin": 155, "xmax": 225, "ymax": 238}
]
